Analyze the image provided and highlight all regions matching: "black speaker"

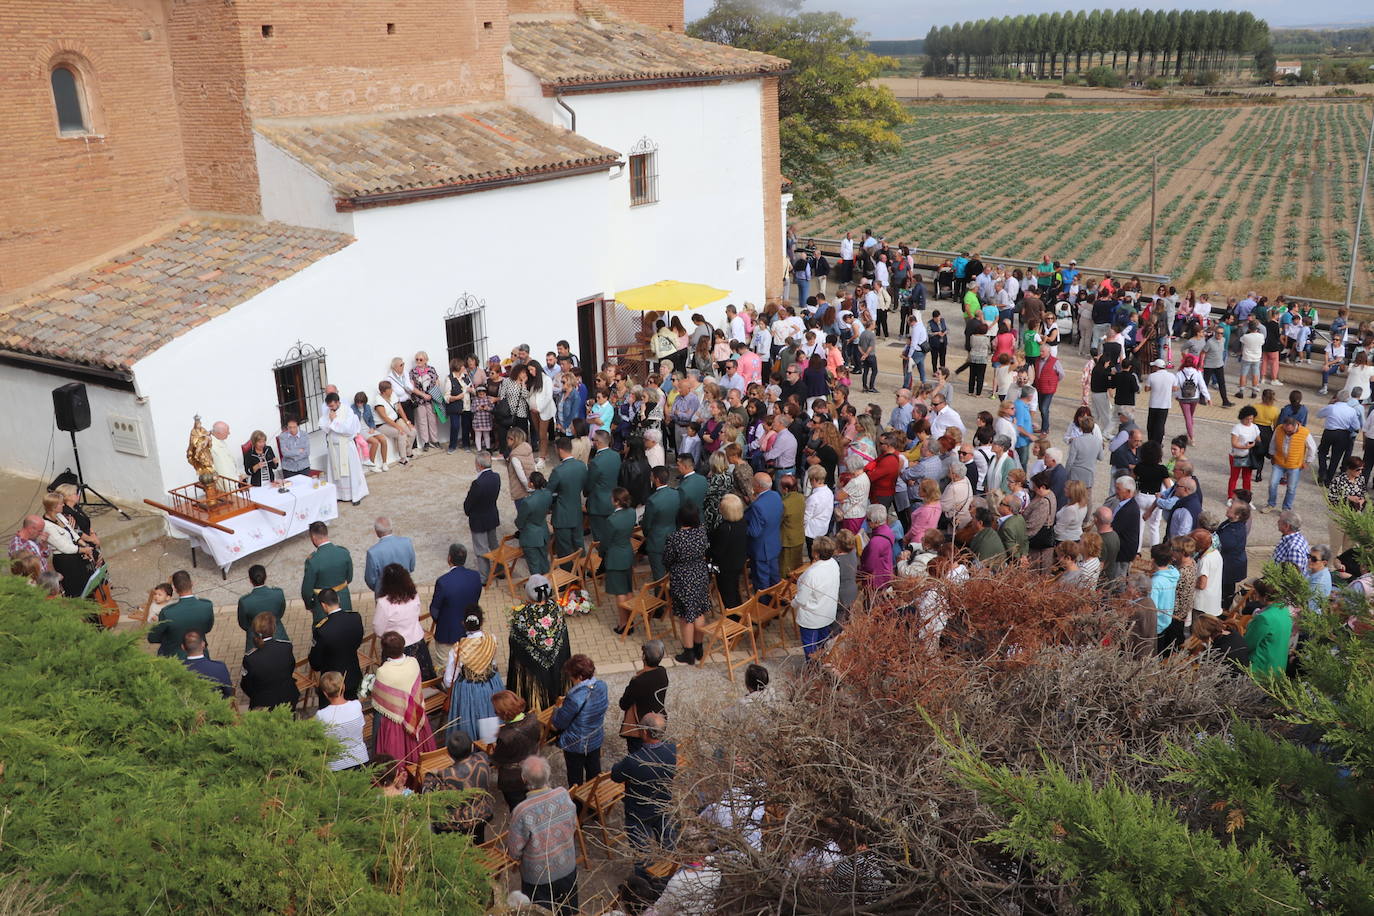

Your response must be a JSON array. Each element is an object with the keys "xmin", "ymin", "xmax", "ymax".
[{"xmin": 53, "ymin": 382, "xmax": 91, "ymax": 433}]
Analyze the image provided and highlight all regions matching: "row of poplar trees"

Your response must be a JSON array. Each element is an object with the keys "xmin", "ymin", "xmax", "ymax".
[{"xmin": 924, "ymin": 9, "xmax": 1270, "ymax": 80}]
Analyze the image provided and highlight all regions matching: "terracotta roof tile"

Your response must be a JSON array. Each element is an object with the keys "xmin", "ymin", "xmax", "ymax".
[
  {"xmin": 254, "ymin": 105, "xmax": 621, "ymax": 201},
  {"xmin": 0, "ymin": 220, "xmax": 352, "ymax": 373},
  {"xmin": 508, "ymin": 15, "xmax": 789, "ymax": 88}
]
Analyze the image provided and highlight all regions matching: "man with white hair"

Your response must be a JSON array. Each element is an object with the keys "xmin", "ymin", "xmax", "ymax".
[
  {"xmin": 929, "ymin": 392, "xmax": 964, "ymax": 440},
  {"xmin": 1108, "ymin": 477, "xmax": 1141, "ymax": 583},
  {"xmin": 209, "ymin": 421, "xmax": 242, "ymax": 482},
  {"xmin": 364, "ymin": 516, "xmax": 416, "ymax": 595},
  {"xmin": 507, "ymin": 755, "xmax": 579, "ymax": 914}
]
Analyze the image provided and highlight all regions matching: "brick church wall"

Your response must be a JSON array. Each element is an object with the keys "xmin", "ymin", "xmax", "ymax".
[{"xmin": 0, "ymin": 0, "xmax": 191, "ymax": 294}]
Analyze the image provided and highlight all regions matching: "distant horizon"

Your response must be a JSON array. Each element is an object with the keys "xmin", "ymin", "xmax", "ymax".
[{"xmin": 681, "ymin": 1, "xmax": 1374, "ymax": 42}]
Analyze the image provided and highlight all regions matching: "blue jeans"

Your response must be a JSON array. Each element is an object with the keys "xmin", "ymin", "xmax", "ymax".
[
  {"xmin": 1267, "ymin": 466, "xmax": 1300, "ymax": 509},
  {"xmin": 1037, "ymin": 393, "xmax": 1054, "ymax": 434},
  {"xmin": 796, "ymin": 278, "xmax": 809, "ymax": 308},
  {"xmin": 801, "ymin": 624, "xmax": 832, "ymax": 657},
  {"xmin": 908, "ymin": 351, "xmax": 927, "ymax": 386}
]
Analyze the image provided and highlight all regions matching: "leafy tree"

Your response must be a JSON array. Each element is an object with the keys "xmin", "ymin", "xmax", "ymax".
[
  {"xmin": 1255, "ymin": 44, "xmax": 1277, "ymax": 81},
  {"xmin": 690, "ymin": 0, "xmax": 908, "ymax": 218},
  {"xmin": 0, "ymin": 579, "xmax": 487, "ymax": 913}
]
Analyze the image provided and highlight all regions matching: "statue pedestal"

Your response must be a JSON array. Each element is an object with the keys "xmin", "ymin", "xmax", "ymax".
[{"xmin": 143, "ymin": 476, "xmax": 283, "ymax": 534}]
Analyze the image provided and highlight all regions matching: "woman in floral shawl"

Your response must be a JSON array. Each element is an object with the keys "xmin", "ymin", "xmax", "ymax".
[
  {"xmin": 505, "ymin": 575, "xmax": 571, "ymax": 713},
  {"xmin": 372, "ymin": 631, "xmax": 437, "ymax": 765}
]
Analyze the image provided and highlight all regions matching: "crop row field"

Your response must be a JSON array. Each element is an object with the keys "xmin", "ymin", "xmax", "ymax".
[{"xmin": 800, "ymin": 101, "xmax": 1374, "ymax": 301}]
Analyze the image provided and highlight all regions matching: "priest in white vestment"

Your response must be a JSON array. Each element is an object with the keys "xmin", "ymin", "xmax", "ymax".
[
  {"xmin": 210, "ymin": 421, "xmax": 242, "ymax": 482},
  {"xmin": 321, "ymin": 392, "xmax": 369, "ymax": 505}
]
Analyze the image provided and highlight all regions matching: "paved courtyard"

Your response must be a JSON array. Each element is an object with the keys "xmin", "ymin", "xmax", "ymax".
[{"xmin": 29, "ymin": 304, "xmax": 1334, "ymax": 690}]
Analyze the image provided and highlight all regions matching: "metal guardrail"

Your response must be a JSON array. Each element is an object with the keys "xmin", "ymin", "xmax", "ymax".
[
  {"xmin": 799, "ymin": 236, "xmax": 1374, "ymax": 319},
  {"xmin": 796, "ymin": 238, "xmax": 1172, "ymax": 286}
]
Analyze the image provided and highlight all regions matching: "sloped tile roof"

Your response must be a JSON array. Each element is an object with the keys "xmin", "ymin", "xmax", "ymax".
[
  {"xmin": 508, "ymin": 16, "xmax": 790, "ymax": 88},
  {"xmin": 0, "ymin": 220, "xmax": 352, "ymax": 373},
  {"xmin": 255, "ymin": 105, "xmax": 621, "ymax": 201}
]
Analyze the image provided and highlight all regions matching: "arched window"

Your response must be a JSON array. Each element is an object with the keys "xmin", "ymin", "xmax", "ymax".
[
  {"xmin": 50, "ymin": 65, "xmax": 88, "ymax": 134},
  {"xmin": 628, "ymin": 136, "xmax": 659, "ymax": 207}
]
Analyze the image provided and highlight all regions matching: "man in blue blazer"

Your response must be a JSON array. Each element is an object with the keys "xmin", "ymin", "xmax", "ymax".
[
  {"xmin": 181, "ymin": 631, "xmax": 232, "ymax": 698},
  {"xmin": 744, "ymin": 472, "xmax": 783, "ymax": 590},
  {"xmin": 430, "ymin": 543, "xmax": 484, "ymax": 671},
  {"xmin": 464, "ymin": 451, "xmax": 502, "ymax": 579},
  {"xmin": 363, "ymin": 517, "xmax": 416, "ymax": 595}
]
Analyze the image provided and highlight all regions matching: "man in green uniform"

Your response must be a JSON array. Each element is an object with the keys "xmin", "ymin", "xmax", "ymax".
[
  {"xmin": 236, "ymin": 563, "xmax": 287, "ymax": 653},
  {"xmin": 146, "ymin": 569, "xmax": 215, "ymax": 658},
  {"xmin": 641, "ymin": 465, "xmax": 681, "ymax": 581},
  {"xmin": 675, "ymin": 453, "xmax": 707, "ymax": 513},
  {"xmin": 547, "ymin": 437, "xmax": 588, "ymax": 558},
  {"xmin": 301, "ymin": 521, "xmax": 353, "ymax": 624},
  {"xmin": 516, "ymin": 471, "xmax": 554, "ymax": 575},
  {"xmin": 585, "ymin": 429, "xmax": 621, "ymax": 546}
]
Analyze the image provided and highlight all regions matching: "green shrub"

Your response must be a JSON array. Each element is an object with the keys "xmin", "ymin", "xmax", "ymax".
[
  {"xmin": 1145, "ymin": 76, "xmax": 1166, "ymax": 91},
  {"xmin": 1084, "ymin": 66, "xmax": 1123, "ymax": 88},
  {"xmin": 0, "ymin": 579, "xmax": 487, "ymax": 914},
  {"xmin": 1061, "ymin": 73, "xmax": 1079, "ymax": 86},
  {"xmin": 1045, "ymin": 91, "xmax": 1068, "ymax": 99}
]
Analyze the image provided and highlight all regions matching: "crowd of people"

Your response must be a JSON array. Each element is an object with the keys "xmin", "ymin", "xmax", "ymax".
[{"xmin": 13, "ymin": 228, "xmax": 1374, "ymax": 911}]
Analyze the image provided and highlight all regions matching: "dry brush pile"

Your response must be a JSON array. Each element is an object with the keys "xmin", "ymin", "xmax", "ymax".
[{"xmin": 656, "ymin": 571, "xmax": 1274, "ymax": 915}]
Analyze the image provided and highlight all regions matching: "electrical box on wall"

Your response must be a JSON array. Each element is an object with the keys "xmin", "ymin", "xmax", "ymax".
[{"xmin": 108, "ymin": 415, "xmax": 148, "ymax": 457}]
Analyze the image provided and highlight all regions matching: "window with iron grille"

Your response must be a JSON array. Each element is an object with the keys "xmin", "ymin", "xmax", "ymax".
[
  {"xmin": 273, "ymin": 341, "xmax": 328, "ymax": 431},
  {"xmin": 445, "ymin": 293, "xmax": 488, "ymax": 367},
  {"xmin": 628, "ymin": 136, "xmax": 659, "ymax": 207}
]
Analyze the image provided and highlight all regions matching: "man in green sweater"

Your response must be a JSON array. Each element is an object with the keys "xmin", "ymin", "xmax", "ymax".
[{"xmin": 1245, "ymin": 581, "xmax": 1294, "ymax": 677}]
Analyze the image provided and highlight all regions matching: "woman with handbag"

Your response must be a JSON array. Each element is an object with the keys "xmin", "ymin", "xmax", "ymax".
[
  {"xmin": 408, "ymin": 352, "xmax": 441, "ymax": 450},
  {"xmin": 1228, "ymin": 405, "xmax": 1262, "ymax": 500},
  {"xmin": 617, "ymin": 640, "xmax": 668, "ymax": 753},
  {"xmin": 1025, "ymin": 471, "xmax": 1058, "ymax": 574}
]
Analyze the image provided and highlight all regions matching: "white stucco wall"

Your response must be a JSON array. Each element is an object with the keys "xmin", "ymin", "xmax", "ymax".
[
  {"xmin": 0, "ymin": 364, "xmax": 163, "ymax": 503},
  {"xmin": 254, "ymin": 134, "xmax": 355, "ymax": 236},
  {"xmin": 513, "ymin": 78, "xmax": 769, "ymax": 327},
  {"xmin": 131, "ymin": 170, "xmax": 612, "ymax": 492}
]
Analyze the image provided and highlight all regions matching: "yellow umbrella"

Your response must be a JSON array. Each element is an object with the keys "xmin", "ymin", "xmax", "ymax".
[{"xmin": 614, "ymin": 280, "xmax": 731, "ymax": 312}]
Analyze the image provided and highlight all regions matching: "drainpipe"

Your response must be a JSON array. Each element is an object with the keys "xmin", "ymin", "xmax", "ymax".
[{"xmin": 555, "ymin": 92, "xmax": 576, "ymax": 133}]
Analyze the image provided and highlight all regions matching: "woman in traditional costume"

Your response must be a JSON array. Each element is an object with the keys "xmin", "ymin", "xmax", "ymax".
[
  {"xmin": 505, "ymin": 575, "xmax": 571, "ymax": 713},
  {"xmin": 443, "ymin": 607, "xmax": 504, "ymax": 741},
  {"xmin": 371, "ymin": 631, "xmax": 437, "ymax": 765}
]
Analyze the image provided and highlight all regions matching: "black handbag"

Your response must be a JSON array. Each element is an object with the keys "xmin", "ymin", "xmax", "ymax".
[{"xmin": 1028, "ymin": 498, "xmax": 1055, "ymax": 549}]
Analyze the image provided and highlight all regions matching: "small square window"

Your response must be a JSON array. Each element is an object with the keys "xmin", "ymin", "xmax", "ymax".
[
  {"xmin": 629, "ymin": 151, "xmax": 658, "ymax": 207},
  {"xmin": 261, "ymin": 24, "xmax": 274, "ymax": 38},
  {"xmin": 386, "ymin": 22, "xmax": 396, "ymax": 34},
  {"xmin": 483, "ymin": 20, "xmax": 493, "ymax": 29}
]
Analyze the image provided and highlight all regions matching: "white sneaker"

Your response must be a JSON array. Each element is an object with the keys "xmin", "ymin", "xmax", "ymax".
[
  {"xmin": 1319, "ymin": 387, "xmax": 1329, "ymax": 396},
  {"xmin": 535, "ymin": 458, "xmax": 547, "ymax": 471}
]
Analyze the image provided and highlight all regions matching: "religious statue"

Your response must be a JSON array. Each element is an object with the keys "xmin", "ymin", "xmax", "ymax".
[{"xmin": 186, "ymin": 416, "xmax": 216, "ymax": 490}]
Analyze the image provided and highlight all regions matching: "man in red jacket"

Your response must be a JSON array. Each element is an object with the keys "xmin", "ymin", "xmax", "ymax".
[{"xmin": 1034, "ymin": 353, "xmax": 1065, "ymax": 435}]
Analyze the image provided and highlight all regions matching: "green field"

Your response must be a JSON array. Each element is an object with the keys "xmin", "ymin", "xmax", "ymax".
[{"xmin": 801, "ymin": 100, "xmax": 1374, "ymax": 300}]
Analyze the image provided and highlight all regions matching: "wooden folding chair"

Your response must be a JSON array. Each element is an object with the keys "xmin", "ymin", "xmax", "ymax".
[
  {"xmin": 475, "ymin": 830, "xmax": 519, "ymax": 881},
  {"xmin": 702, "ymin": 597, "xmax": 759, "ymax": 682},
  {"xmin": 358, "ymin": 633, "xmax": 379, "ymax": 673},
  {"xmin": 420, "ymin": 676, "xmax": 450, "ymax": 722},
  {"xmin": 416, "ymin": 747, "xmax": 452, "ymax": 784},
  {"xmin": 569, "ymin": 772, "xmax": 626, "ymax": 864},
  {"xmin": 751, "ymin": 581, "xmax": 793, "ymax": 656},
  {"xmin": 616, "ymin": 574, "xmax": 669, "ymax": 642},
  {"xmin": 582, "ymin": 547, "xmax": 604, "ymax": 603},
  {"xmin": 546, "ymin": 548, "xmax": 588, "ymax": 602},
  {"xmin": 482, "ymin": 534, "xmax": 525, "ymax": 598},
  {"xmin": 292, "ymin": 657, "xmax": 320, "ymax": 715},
  {"xmin": 537, "ymin": 704, "xmax": 558, "ymax": 745}
]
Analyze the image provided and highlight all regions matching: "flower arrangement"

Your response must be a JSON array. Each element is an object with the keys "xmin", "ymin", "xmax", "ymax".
[
  {"xmin": 558, "ymin": 590, "xmax": 597, "ymax": 617},
  {"xmin": 357, "ymin": 672, "xmax": 376, "ymax": 700}
]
